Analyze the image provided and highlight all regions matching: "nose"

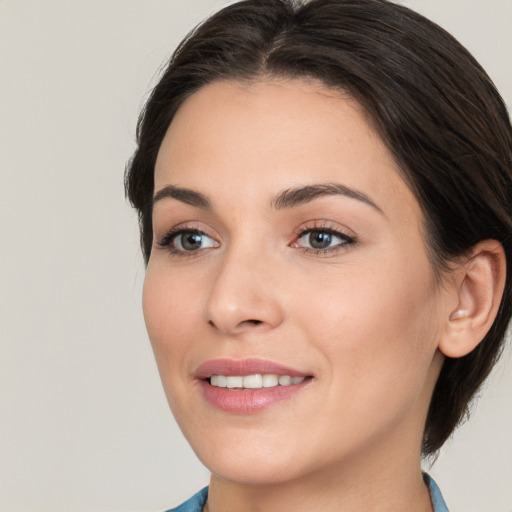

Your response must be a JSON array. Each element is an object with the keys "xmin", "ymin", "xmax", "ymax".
[{"xmin": 204, "ymin": 247, "xmax": 285, "ymax": 336}]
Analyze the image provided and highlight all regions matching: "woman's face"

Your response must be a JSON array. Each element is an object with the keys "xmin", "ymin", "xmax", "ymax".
[{"xmin": 144, "ymin": 79, "xmax": 448, "ymax": 484}]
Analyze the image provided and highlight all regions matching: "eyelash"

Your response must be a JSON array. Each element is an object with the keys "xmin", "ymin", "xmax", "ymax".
[
  {"xmin": 157, "ymin": 225, "xmax": 218, "ymax": 259},
  {"xmin": 156, "ymin": 222, "xmax": 356, "ymax": 258},
  {"xmin": 292, "ymin": 222, "xmax": 356, "ymax": 256}
]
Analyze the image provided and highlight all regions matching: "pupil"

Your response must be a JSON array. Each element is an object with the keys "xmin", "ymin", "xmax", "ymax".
[
  {"xmin": 182, "ymin": 233, "xmax": 202, "ymax": 250},
  {"xmin": 309, "ymin": 231, "xmax": 331, "ymax": 249}
]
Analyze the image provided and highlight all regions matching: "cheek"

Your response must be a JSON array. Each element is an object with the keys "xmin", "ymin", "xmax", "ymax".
[
  {"xmin": 296, "ymin": 254, "xmax": 441, "ymax": 394},
  {"xmin": 142, "ymin": 264, "xmax": 203, "ymax": 372},
  {"xmin": 141, "ymin": 263, "xmax": 214, "ymax": 427}
]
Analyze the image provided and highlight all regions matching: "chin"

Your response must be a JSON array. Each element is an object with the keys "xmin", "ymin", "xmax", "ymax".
[
  {"xmin": 188, "ymin": 430, "xmax": 310, "ymax": 486},
  {"xmin": 206, "ymin": 456, "xmax": 304, "ymax": 486}
]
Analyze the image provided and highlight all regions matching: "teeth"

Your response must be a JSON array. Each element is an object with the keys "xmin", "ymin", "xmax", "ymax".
[
  {"xmin": 209, "ymin": 374, "xmax": 305, "ymax": 389},
  {"xmin": 226, "ymin": 376, "xmax": 243, "ymax": 388},
  {"xmin": 243, "ymin": 374, "xmax": 263, "ymax": 389},
  {"xmin": 278, "ymin": 375, "xmax": 291, "ymax": 386},
  {"xmin": 262, "ymin": 374, "xmax": 279, "ymax": 387}
]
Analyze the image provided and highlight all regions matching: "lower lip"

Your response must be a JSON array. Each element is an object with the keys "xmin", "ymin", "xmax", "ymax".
[{"xmin": 199, "ymin": 379, "xmax": 311, "ymax": 414}]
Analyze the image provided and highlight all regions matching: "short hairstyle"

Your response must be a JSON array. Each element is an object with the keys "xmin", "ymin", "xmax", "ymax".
[{"xmin": 125, "ymin": 0, "xmax": 512, "ymax": 455}]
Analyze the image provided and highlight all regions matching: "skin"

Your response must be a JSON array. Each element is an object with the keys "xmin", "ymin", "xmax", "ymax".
[{"xmin": 143, "ymin": 79, "xmax": 458, "ymax": 512}]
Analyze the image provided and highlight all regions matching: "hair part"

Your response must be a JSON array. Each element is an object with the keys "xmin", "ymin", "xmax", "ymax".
[{"xmin": 125, "ymin": 0, "xmax": 512, "ymax": 455}]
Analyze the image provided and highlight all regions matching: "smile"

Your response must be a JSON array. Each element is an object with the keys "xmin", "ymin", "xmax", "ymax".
[
  {"xmin": 209, "ymin": 374, "xmax": 305, "ymax": 389},
  {"xmin": 196, "ymin": 359, "xmax": 313, "ymax": 413}
]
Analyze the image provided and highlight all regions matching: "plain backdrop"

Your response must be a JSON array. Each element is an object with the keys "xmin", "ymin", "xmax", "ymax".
[{"xmin": 1, "ymin": 1, "xmax": 511, "ymax": 511}]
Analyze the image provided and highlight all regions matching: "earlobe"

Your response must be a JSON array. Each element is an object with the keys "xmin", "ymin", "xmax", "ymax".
[{"xmin": 439, "ymin": 240, "xmax": 506, "ymax": 359}]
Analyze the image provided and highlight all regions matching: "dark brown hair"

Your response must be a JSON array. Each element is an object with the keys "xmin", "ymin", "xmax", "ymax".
[{"xmin": 125, "ymin": 0, "xmax": 512, "ymax": 455}]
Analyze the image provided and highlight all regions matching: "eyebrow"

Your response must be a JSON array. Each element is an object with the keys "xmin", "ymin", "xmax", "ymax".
[
  {"xmin": 153, "ymin": 185, "xmax": 212, "ymax": 209},
  {"xmin": 272, "ymin": 183, "xmax": 383, "ymax": 213},
  {"xmin": 152, "ymin": 182, "xmax": 383, "ymax": 214}
]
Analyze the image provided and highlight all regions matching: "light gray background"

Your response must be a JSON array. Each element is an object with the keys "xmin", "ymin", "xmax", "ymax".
[{"xmin": 1, "ymin": 1, "xmax": 510, "ymax": 511}]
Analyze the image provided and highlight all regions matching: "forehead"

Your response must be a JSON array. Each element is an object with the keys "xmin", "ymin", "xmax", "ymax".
[{"xmin": 154, "ymin": 79, "xmax": 420, "ymax": 223}]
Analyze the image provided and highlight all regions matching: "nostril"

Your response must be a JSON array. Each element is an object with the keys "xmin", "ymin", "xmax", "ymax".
[
  {"xmin": 208, "ymin": 318, "xmax": 266, "ymax": 334},
  {"xmin": 246, "ymin": 319, "xmax": 263, "ymax": 325},
  {"xmin": 207, "ymin": 318, "xmax": 263, "ymax": 331}
]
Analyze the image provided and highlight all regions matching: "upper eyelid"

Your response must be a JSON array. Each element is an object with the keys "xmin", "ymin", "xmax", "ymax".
[
  {"xmin": 156, "ymin": 220, "xmax": 213, "ymax": 239},
  {"xmin": 293, "ymin": 219, "xmax": 355, "ymax": 238},
  {"xmin": 296, "ymin": 226, "xmax": 351, "ymax": 237}
]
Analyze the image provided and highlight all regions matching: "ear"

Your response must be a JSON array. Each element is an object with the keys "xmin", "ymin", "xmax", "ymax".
[{"xmin": 439, "ymin": 240, "xmax": 506, "ymax": 358}]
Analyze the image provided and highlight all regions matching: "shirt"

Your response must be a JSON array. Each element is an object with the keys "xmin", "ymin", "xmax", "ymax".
[{"xmin": 166, "ymin": 473, "xmax": 449, "ymax": 512}]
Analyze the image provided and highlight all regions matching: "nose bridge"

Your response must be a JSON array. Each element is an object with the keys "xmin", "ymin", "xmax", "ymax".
[{"xmin": 205, "ymin": 238, "xmax": 283, "ymax": 334}]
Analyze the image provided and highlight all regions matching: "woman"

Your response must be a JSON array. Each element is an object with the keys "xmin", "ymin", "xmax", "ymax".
[{"xmin": 125, "ymin": 0, "xmax": 511, "ymax": 510}]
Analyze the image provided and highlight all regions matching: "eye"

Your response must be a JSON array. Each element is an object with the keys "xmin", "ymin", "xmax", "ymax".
[
  {"xmin": 291, "ymin": 225, "xmax": 356, "ymax": 255},
  {"xmin": 174, "ymin": 231, "xmax": 217, "ymax": 251},
  {"xmin": 158, "ymin": 229, "xmax": 219, "ymax": 255},
  {"xmin": 300, "ymin": 231, "xmax": 339, "ymax": 250}
]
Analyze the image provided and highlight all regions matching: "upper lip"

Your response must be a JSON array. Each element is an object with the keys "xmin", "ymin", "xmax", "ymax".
[{"xmin": 195, "ymin": 358, "xmax": 311, "ymax": 379}]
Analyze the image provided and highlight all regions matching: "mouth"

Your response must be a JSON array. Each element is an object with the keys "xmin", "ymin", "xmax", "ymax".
[
  {"xmin": 195, "ymin": 359, "xmax": 314, "ymax": 413},
  {"xmin": 208, "ymin": 374, "xmax": 306, "ymax": 389}
]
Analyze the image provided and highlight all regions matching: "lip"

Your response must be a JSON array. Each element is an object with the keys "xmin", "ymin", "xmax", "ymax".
[
  {"xmin": 195, "ymin": 358, "xmax": 313, "ymax": 414},
  {"xmin": 195, "ymin": 358, "xmax": 309, "ymax": 379}
]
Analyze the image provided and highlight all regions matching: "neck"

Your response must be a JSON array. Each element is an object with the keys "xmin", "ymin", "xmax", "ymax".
[{"xmin": 205, "ymin": 452, "xmax": 433, "ymax": 512}]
